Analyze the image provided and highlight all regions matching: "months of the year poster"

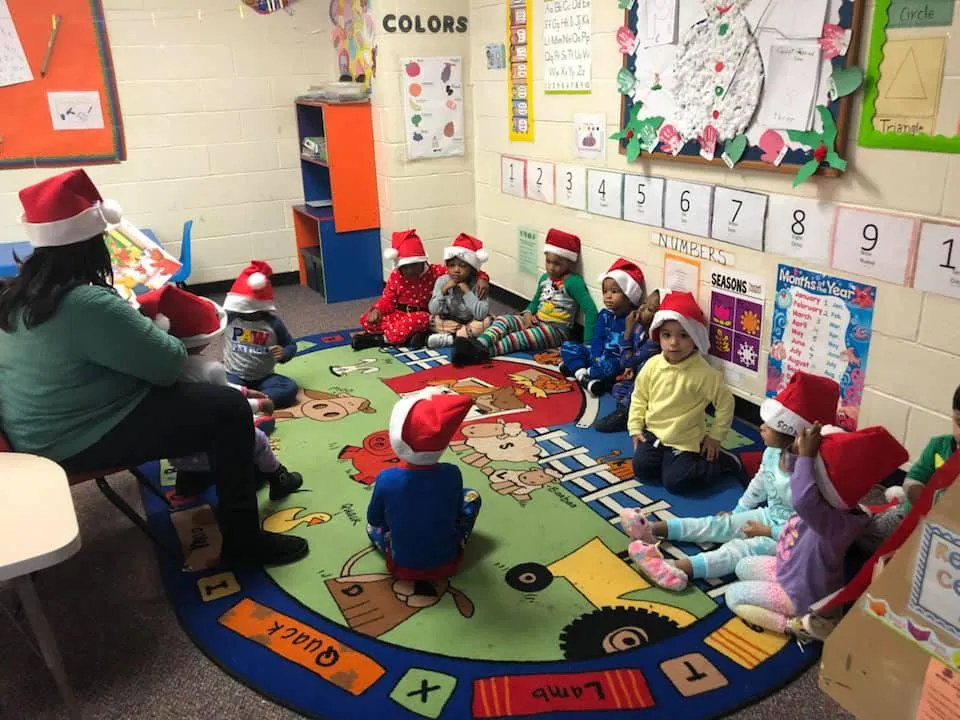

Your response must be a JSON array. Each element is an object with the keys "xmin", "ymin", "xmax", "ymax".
[{"xmin": 767, "ymin": 264, "xmax": 876, "ymax": 430}]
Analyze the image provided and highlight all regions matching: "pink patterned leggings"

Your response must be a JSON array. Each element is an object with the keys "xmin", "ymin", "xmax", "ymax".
[{"xmin": 724, "ymin": 557, "xmax": 796, "ymax": 634}]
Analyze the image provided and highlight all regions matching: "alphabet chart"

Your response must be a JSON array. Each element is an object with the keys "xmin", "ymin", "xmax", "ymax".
[{"xmin": 767, "ymin": 264, "xmax": 876, "ymax": 430}]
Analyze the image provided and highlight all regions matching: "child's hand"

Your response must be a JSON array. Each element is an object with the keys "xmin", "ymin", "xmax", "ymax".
[
  {"xmin": 441, "ymin": 279, "xmax": 457, "ymax": 295},
  {"xmin": 521, "ymin": 311, "xmax": 537, "ymax": 328},
  {"xmin": 701, "ymin": 436, "xmax": 721, "ymax": 462},
  {"xmin": 625, "ymin": 309, "xmax": 639, "ymax": 333},
  {"xmin": 458, "ymin": 282, "xmax": 472, "ymax": 295},
  {"xmin": 475, "ymin": 278, "xmax": 490, "ymax": 299},
  {"xmin": 716, "ymin": 511, "xmax": 731, "ymax": 517},
  {"xmin": 622, "ymin": 368, "xmax": 635, "ymax": 381},
  {"xmin": 248, "ymin": 390, "xmax": 275, "ymax": 415},
  {"xmin": 632, "ymin": 434, "xmax": 646, "ymax": 449},
  {"xmin": 367, "ymin": 308, "xmax": 381, "ymax": 324},
  {"xmin": 743, "ymin": 521, "xmax": 772, "ymax": 538},
  {"xmin": 797, "ymin": 423, "xmax": 823, "ymax": 457},
  {"xmin": 269, "ymin": 345, "xmax": 285, "ymax": 361},
  {"xmin": 907, "ymin": 483, "xmax": 924, "ymax": 505}
]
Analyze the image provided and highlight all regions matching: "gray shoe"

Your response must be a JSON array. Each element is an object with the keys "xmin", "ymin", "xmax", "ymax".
[{"xmin": 427, "ymin": 332, "xmax": 454, "ymax": 349}]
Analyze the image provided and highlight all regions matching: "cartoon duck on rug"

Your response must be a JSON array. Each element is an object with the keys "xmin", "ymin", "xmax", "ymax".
[{"xmin": 263, "ymin": 507, "xmax": 332, "ymax": 533}]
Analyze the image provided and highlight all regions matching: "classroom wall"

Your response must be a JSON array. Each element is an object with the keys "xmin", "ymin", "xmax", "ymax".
[
  {"xmin": 372, "ymin": 0, "xmax": 475, "ymax": 273},
  {"xmin": 0, "ymin": 0, "xmax": 337, "ymax": 284},
  {"xmin": 468, "ymin": 0, "xmax": 960, "ymax": 464}
]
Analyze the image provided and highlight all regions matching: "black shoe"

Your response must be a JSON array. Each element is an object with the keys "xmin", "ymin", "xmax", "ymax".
[
  {"xmin": 558, "ymin": 363, "xmax": 574, "ymax": 378},
  {"xmin": 221, "ymin": 531, "xmax": 309, "ymax": 567},
  {"xmin": 594, "ymin": 407, "xmax": 629, "ymax": 433},
  {"xmin": 261, "ymin": 464, "xmax": 304, "ymax": 500},
  {"xmin": 175, "ymin": 470, "xmax": 215, "ymax": 497},
  {"xmin": 407, "ymin": 332, "xmax": 428, "ymax": 349},
  {"xmin": 351, "ymin": 332, "xmax": 384, "ymax": 351},
  {"xmin": 452, "ymin": 336, "xmax": 489, "ymax": 366},
  {"xmin": 716, "ymin": 448, "xmax": 747, "ymax": 485}
]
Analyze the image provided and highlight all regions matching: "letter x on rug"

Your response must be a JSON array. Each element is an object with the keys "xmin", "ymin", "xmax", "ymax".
[{"xmin": 140, "ymin": 330, "xmax": 816, "ymax": 719}]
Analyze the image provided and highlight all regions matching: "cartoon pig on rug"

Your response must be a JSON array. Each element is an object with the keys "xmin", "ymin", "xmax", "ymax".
[{"xmin": 338, "ymin": 430, "xmax": 400, "ymax": 485}]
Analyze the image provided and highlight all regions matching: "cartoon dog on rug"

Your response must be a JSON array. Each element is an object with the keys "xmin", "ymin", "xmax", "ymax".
[
  {"xmin": 449, "ymin": 419, "xmax": 541, "ymax": 468},
  {"xmin": 324, "ymin": 546, "xmax": 474, "ymax": 637},
  {"xmin": 483, "ymin": 466, "xmax": 560, "ymax": 504},
  {"xmin": 274, "ymin": 388, "xmax": 375, "ymax": 423}
]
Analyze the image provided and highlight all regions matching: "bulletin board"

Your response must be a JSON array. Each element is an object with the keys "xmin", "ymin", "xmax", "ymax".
[
  {"xmin": 616, "ymin": 0, "xmax": 865, "ymax": 178},
  {"xmin": 858, "ymin": 0, "xmax": 960, "ymax": 152},
  {"xmin": 0, "ymin": 0, "xmax": 125, "ymax": 170}
]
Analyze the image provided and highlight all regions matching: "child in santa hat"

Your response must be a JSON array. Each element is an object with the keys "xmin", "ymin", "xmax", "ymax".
[
  {"xmin": 352, "ymin": 229, "xmax": 490, "ymax": 351},
  {"xmin": 139, "ymin": 285, "xmax": 304, "ymax": 500},
  {"xmin": 723, "ymin": 423, "xmax": 908, "ymax": 642},
  {"xmin": 559, "ymin": 258, "xmax": 646, "ymax": 397},
  {"xmin": 221, "ymin": 260, "xmax": 299, "ymax": 409},
  {"xmin": 624, "ymin": 372, "xmax": 840, "ymax": 591},
  {"xmin": 628, "ymin": 291, "xmax": 738, "ymax": 494},
  {"xmin": 366, "ymin": 388, "xmax": 482, "ymax": 580},
  {"xmin": 453, "ymin": 229, "xmax": 597, "ymax": 365},
  {"xmin": 594, "ymin": 288, "xmax": 667, "ymax": 433},
  {"xmin": 426, "ymin": 233, "xmax": 493, "ymax": 349}
]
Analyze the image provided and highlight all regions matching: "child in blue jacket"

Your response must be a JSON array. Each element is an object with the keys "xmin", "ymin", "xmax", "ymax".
[{"xmin": 560, "ymin": 258, "xmax": 646, "ymax": 396}]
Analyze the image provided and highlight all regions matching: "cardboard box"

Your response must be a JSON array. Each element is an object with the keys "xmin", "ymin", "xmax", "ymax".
[{"xmin": 820, "ymin": 463, "xmax": 960, "ymax": 719}]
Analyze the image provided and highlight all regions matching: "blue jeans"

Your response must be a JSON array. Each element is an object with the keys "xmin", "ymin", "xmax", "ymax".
[
  {"xmin": 226, "ymin": 372, "xmax": 298, "ymax": 409},
  {"xmin": 367, "ymin": 489, "xmax": 482, "ymax": 554},
  {"xmin": 632, "ymin": 430, "xmax": 737, "ymax": 495}
]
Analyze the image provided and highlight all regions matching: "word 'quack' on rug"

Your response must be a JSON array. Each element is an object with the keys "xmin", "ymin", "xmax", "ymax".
[{"xmin": 141, "ymin": 329, "xmax": 815, "ymax": 720}]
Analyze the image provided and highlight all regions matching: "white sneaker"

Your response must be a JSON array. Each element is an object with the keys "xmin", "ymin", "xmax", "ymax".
[
  {"xmin": 427, "ymin": 333, "xmax": 454, "ymax": 349},
  {"xmin": 786, "ymin": 613, "xmax": 838, "ymax": 643}
]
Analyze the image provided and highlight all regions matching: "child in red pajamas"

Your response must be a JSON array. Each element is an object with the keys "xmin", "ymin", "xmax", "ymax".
[{"xmin": 352, "ymin": 229, "xmax": 489, "ymax": 350}]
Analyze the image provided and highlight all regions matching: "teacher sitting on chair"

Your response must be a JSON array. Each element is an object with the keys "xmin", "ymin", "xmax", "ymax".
[{"xmin": 0, "ymin": 169, "xmax": 307, "ymax": 567}]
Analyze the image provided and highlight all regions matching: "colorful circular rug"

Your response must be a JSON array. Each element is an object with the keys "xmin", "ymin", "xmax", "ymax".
[{"xmin": 142, "ymin": 330, "xmax": 815, "ymax": 719}]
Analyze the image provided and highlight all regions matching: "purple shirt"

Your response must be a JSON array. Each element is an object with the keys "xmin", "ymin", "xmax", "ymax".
[{"xmin": 775, "ymin": 457, "xmax": 869, "ymax": 613}]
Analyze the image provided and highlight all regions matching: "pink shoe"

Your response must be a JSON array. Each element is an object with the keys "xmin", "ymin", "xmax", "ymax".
[
  {"xmin": 629, "ymin": 541, "xmax": 689, "ymax": 592},
  {"xmin": 619, "ymin": 508, "xmax": 656, "ymax": 543}
]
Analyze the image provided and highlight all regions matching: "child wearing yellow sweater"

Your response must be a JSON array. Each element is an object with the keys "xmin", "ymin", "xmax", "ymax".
[{"xmin": 628, "ymin": 291, "xmax": 738, "ymax": 494}]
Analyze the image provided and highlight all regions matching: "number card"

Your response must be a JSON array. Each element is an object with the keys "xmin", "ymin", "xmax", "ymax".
[
  {"xmin": 914, "ymin": 221, "xmax": 960, "ymax": 299},
  {"xmin": 587, "ymin": 170, "xmax": 623, "ymax": 219},
  {"xmin": 664, "ymin": 180, "xmax": 713, "ymax": 238},
  {"xmin": 622, "ymin": 174, "xmax": 665, "ymax": 228},
  {"xmin": 555, "ymin": 164, "xmax": 587, "ymax": 211},
  {"xmin": 501, "ymin": 155, "xmax": 527, "ymax": 198},
  {"xmin": 711, "ymin": 187, "xmax": 767, "ymax": 251},
  {"xmin": 525, "ymin": 160, "xmax": 555, "ymax": 204},
  {"xmin": 832, "ymin": 207, "xmax": 917, "ymax": 286},
  {"xmin": 765, "ymin": 195, "xmax": 833, "ymax": 265}
]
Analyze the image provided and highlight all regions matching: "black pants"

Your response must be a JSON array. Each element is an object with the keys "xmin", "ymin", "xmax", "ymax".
[
  {"xmin": 632, "ymin": 430, "xmax": 715, "ymax": 495},
  {"xmin": 61, "ymin": 383, "xmax": 260, "ymax": 542}
]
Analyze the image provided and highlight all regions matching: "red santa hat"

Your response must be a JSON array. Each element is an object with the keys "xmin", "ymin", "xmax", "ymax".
[
  {"xmin": 443, "ymin": 233, "xmax": 488, "ymax": 270},
  {"xmin": 223, "ymin": 260, "xmax": 276, "ymax": 313},
  {"xmin": 760, "ymin": 372, "xmax": 840, "ymax": 437},
  {"xmin": 543, "ymin": 229, "xmax": 580, "ymax": 263},
  {"xmin": 814, "ymin": 426, "xmax": 908, "ymax": 509},
  {"xmin": 650, "ymin": 291, "xmax": 709, "ymax": 354},
  {"xmin": 384, "ymin": 229, "xmax": 428, "ymax": 268},
  {"xmin": 138, "ymin": 285, "xmax": 227, "ymax": 348},
  {"xmin": 599, "ymin": 258, "xmax": 645, "ymax": 306},
  {"xmin": 18, "ymin": 169, "xmax": 123, "ymax": 248},
  {"xmin": 389, "ymin": 387, "xmax": 474, "ymax": 466}
]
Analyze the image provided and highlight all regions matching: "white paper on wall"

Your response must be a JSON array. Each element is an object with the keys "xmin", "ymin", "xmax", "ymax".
[
  {"xmin": 48, "ymin": 91, "xmax": 105, "ymax": 130},
  {"xmin": 0, "ymin": 0, "xmax": 33, "ymax": 88},
  {"xmin": 402, "ymin": 57, "xmax": 465, "ymax": 160},
  {"xmin": 543, "ymin": 0, "xmax": 591, "ymax": 93}
]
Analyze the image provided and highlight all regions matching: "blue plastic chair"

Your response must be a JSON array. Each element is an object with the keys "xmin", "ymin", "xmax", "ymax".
[{"xmin": 142, "ymin": 220, "xmax": 192, "ymax": 288}]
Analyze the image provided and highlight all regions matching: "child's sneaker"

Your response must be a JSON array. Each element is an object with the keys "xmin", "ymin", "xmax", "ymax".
[
  {"xmin": 786, "ymin": 613, "xmax": 838, "ymax": 643},
  {"xmin": 427, "ymin": 333, "xmax": 454, "ymax": 349},
  {"xmin": 258, "ymin": 465, "xmax": 303, "ymax": 500},
  {"xmin": 351, "ymin": 332, "xmax": 384, "ymax": 351},
  {"xmin": 629, "ymin": 541, "xmax": 688, "ymax": 591},
  {"xmin": 594, "ymin": 407, "xmax": 629, "ymax": 433},
  {"xmin": 255, "ymin": 415, "xmax": 276, "ymax": 436},
  {"xmin": 619, "ymin": 508, "xmax": 656, "ymax": 543}
]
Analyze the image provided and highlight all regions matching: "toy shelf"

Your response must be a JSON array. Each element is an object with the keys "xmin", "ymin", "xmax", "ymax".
[{"xmin": 292, "ymin": 99, "xmax": 381, "ymax": 303}]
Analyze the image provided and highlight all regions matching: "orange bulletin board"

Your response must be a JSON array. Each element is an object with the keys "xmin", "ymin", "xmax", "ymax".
[{"xmin": 0, "ymin": 0, "xmax": 124, "ymax": 169}]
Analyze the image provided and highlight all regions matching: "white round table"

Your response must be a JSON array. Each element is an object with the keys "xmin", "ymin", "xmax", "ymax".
[{"xmin": 0, "ymin": 453, "xmax": 81, "ymax": 719}]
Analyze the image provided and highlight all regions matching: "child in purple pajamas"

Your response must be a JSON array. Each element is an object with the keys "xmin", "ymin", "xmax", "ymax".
[{"xmin": 725, "ymin": 422, "xmax": 907, "ymax": 642}]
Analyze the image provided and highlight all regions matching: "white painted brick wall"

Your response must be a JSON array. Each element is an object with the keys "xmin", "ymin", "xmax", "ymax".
[
  {"xmin": 0, "ymin": 0, "xmax": 337, "ymax": 283},
  {"xmin": 468, "ymin": 0, "xmax": 960, "ymax": 470}
]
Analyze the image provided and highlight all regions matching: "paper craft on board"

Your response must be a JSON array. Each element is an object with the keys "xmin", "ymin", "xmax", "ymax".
[{"xmin": 0, "ymin": 0, "xmax": 33, "ymax": 88}]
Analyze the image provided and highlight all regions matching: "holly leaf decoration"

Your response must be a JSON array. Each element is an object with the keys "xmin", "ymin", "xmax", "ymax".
[
  {"xmin": 610, "ymin": 129, "xmax": 629, "ymax": 141},
  {"xmin": 826, "ymin": 151, "xmax": 847, "ymax": 171},
  {"xmin": 786, "ymin": 129, "xmax": 820, "ymax": 146},
  {"xmin": 627, "ymin": 136, "xmax": 642, "ymax": 162},
  {"xmin": 792, "ymin": 159, "xmax": 820, "ymax": 188},
  {"xmin": 818, "ymin": 105, "xmax": 839, "ymax": 147},
  {"xmin": 617, "ymin": 0, "xmax": 635, "ymax": 8}
]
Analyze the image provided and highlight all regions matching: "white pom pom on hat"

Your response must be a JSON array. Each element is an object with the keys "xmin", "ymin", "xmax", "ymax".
[
  {"xmin": 247, "ymin": 272, "xmax": 267, "ymax": 291},
  {"xmin": 475, "ymin": 248, "xmax": 489, "ymax": 264},
  {"xmin": 99, "ymin": 198, "xmax": 123, "ymax": 225},
  {"xmin": 383, "ymin": 247, "xmax": 399, "ymax": 262},
  {"xmin": 153, "ymin": 313, "xmax": 171, "ymax": 333}
]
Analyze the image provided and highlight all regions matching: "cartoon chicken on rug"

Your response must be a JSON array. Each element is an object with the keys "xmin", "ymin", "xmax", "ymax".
[{"xmin": 671, "ymin": 0, "xmax": 764, "ymax": 148}]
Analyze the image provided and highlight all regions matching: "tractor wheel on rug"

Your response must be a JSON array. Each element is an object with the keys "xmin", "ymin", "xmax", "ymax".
[
  {"xmin": 559, "ymin": 606, "xmax": 681, "ymax": 660},
  {"xmin": 504, "ymin": 562, "xmax": 554, "ymax": 592}
]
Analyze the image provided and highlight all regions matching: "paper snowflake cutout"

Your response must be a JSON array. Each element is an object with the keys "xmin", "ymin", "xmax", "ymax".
[
  {"xmin": 737, "ymin": 342, "xmax": 758, "ymax": 369},
  {"xmin": 739, "ymin": 309, "xmax": 761, "ymax": 336}
]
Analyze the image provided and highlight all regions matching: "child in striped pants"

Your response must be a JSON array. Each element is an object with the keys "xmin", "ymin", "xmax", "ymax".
[
  {"xmin": 453, "ymin": 229, "xmax": 597, "ymax": 364},
  {"xmin": 623, "ymin": 371, "xmax": 841, "ymax": 590}
]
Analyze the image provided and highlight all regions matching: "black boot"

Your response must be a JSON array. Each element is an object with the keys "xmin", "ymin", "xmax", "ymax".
[
  {"xmin": 219, "ymin": 506, "xmax": 308, "ymax": 567},
  {"xmin": 558, "ymin": 363, "xmax": 575, "ymax": 378},
  {"xmin": 452, "ymin": 336, "xmax": 489, "ymax": 366},
  {"xmin": 407, "ymin": 332, "xmax": 428, "ymax": 349},
  {"xmin": 351, "ymin": 332, "xmax": 384, "ymax": 351},
  {"xmin": 594, "ymin": 406, "xmax": 629, "ymax": 433},
  {"xmin": 257, "ymin": 464, "xmax": 304, "ymax": 501}
]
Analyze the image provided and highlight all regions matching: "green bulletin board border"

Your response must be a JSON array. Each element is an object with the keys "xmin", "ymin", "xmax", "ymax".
[{"xmin": 859, "ymin": 0, "xmax": 960, "ymax": 152}]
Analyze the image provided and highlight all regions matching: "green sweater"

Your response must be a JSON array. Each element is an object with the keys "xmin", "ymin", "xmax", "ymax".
[
  {"xmin": 0, "ymin": 285, "xmax": 186, "ymax": 461},
  {"xmin": 904, "ymin": 434, "xmax": 957, "ymax": 489},
  {"xmin": 525, "ymin": 272, "xmax": 598, "ymax": 341}
]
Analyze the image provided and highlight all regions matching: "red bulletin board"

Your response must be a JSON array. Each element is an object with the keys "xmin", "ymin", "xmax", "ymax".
[{"xmin": 0, "ymin": 0, "xmax": 125, "ymax": 169}]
